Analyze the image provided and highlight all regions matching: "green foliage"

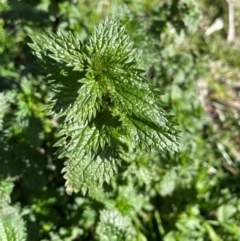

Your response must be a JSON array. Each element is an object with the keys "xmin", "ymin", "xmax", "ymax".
[
  {"xmin": 0, "ymin": 178, "xmax": 26, "ymax": 241},
  {"xmin": 0, "ymin": 93, "xmax": 10, "ymax": 130},
  {"xmin": 1, "ymin": 0, "xmax": 240, "ymax": 240},
  {"xmin": 96, "ymin": 209, "xmax": 131, "ymax": 241},
  {"xmin": 29, "ymin": 18, "xmax": 179, "ymax": 195}
]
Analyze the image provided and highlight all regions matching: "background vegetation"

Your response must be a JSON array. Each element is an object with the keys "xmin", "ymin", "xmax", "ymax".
[{"xmin": 0, "ymin": 0, "xmax": 240, "ymax": 240}]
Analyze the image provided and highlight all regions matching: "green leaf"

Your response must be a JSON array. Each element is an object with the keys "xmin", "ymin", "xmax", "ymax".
[
  {"xmin": 96, "ymin": 209, "xmax": 131, "ymax": 241},
  {"xmin": 159, "ymin": 169, "xmax": 178, "ymax": 196},
  {"xmin": 0, "ymin": 179, "xmax": 27, "ymax": 241},
  {"xmin": 29, "ymin": 31, "xmax": 83, "ymax": 68},
  {"xmin": 217, "ymin": 204, "xmax": 237, "ymax": 223},
  {"xmin": 0, "ymin": 93, "xmax": 10, "ymax": 131}
]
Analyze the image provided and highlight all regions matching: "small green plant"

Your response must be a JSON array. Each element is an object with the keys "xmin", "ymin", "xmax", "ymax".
[
  {"xmin": 0, "ymin": 178, "xmax": 26, "ymax": 241},
  {"xmin": 29, "ymin": 18, "xmax": 179, "ymax": 195}
]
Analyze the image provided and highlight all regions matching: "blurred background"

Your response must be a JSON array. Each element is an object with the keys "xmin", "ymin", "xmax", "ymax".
[{"xmin": 0, "ymin": 0, "xmax": 240, "ymax": 240}]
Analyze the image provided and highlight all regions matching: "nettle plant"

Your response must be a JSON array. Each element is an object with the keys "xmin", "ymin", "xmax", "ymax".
[{"xmin": 29, "ymin": 19, "xmax": 179, "ymax": 195}]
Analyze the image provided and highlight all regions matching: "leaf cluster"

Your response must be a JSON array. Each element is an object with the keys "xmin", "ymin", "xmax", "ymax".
[{"xmin": 29, "ymin": 18, "xmax": 179, "ymax": 194}]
